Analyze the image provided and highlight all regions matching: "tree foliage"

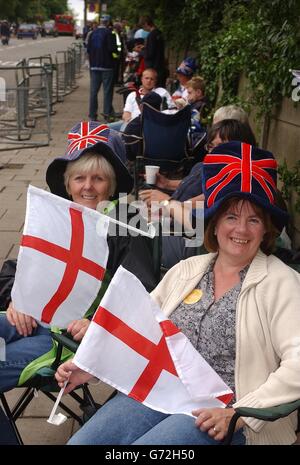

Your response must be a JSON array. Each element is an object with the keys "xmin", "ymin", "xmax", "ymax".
[{"xmin": 0, "ymin": 0, "xmax": 68, "ymax": 22}]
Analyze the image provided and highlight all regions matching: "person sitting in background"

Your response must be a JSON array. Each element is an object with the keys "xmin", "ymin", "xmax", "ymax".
[
  {"xmin": 171, "ymin": 57, "xmax": 197, "ymax": 101},
  {"xmin": 122, "ymin": 38, "xmax": 145, "ymax": 87},
  {"xmin": 109, "ymin": 68, "xmax": 172, "ymax": 132},
  {"xmin": 0, "ymin": 123, "xmax": 157, "ymax": 393},
  {"xmin": 213, "ymin": 104, "xmax": 249, "ymax": 125},
  {"xmin": 56, "ymin": 141, "xmax": 300, "ymax": 446},
  {"xmin": 185, "ymin": 76, "xmax": 209, "ymax": 119},
  {"xmin": 139, "ymin": 118, "xmax": 257, "ymax": 269}
]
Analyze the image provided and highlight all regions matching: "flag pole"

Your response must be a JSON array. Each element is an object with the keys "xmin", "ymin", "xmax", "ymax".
[{"xmin": 104, "ymin": 215, "xmax": 156, "ymax": 239}]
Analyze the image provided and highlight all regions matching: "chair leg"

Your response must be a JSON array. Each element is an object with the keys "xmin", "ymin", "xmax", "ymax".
[
  {"xmin": 0, "ymin": 393, "xmax": 23, "ymax": 445},
  {"xmin": 11, "ymin": 388, "xmax": 35, "ymax": 420}
]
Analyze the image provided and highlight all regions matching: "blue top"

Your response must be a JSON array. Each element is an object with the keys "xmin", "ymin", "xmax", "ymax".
[{"xmin": 171, "ymin": 162, "xmax": 203, "ymax": 202}]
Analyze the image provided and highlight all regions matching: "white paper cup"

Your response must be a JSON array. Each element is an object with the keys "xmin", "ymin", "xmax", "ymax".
[{"xmin": 145, "ymin": 165, "xmax": 160, "ymax": 185}]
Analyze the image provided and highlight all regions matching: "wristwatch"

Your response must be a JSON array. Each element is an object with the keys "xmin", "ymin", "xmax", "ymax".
[{"xmin": 160, "ymin": 199, "xmax": 171, "ymax": 208}]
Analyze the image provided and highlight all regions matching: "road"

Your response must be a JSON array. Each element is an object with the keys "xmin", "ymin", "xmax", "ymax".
[{"xmin": 0, "ymin": 36, "xmax": 80, "ymax": 66}]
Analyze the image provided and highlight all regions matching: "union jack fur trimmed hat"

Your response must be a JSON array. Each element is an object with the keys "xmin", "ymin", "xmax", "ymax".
[
  {"xmin": 46, "ymin": 121, "xmax": 133, "ymax": 200},
  {"xmin": 202, "ymin": 141, "xmax": 289, "ymax": 231}
]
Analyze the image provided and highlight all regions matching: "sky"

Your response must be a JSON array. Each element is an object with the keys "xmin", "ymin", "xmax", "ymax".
[{"xmin": 68, "ymin": 0, "xmax": 97, "ymax": 23}]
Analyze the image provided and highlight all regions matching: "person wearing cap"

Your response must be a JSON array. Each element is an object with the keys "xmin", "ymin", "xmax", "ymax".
[
  {"xmin": 56, "ymin": 141, "xmax": 300, "ymax": 446},
  {"xmin": 171, "ymin": 57, "xmax": 197, "ymax": 101},
  {"xmin": 0, "ymin": 122, "xmax": 157, "ymax": 393}
]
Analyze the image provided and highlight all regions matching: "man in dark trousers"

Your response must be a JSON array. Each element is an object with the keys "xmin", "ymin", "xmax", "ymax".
[
  {"xmin": 139, "ymin": 16, "xmax": 166, "ymax": 87},
  {"xmin": 87, "ymin": 15, "xmax": 117, "ymax": 122}
]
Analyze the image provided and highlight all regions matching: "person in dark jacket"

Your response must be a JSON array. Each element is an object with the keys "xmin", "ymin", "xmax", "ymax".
[
  {"xmin": 87, "ymin": 16, "xmax": 117, "ymax": 121},
  {"xmin": 139, "ymin": 16, "xmax": 166, "ymax": 87}
]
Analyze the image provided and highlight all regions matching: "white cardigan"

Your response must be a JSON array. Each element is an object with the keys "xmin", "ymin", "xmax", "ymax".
[{"xmin": 151, "ymin": 250, "xmax": 300, "ymax": 445}]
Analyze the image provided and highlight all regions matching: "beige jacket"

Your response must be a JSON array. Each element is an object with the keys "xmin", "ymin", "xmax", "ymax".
[{"xmin": 151, "ymin": 250, "xmax": 300, "ymax": 445}]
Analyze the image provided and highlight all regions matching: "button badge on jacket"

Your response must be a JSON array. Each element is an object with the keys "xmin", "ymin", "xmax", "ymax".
[{"xmin": 183, "ymin": 289, "xmax": 203, "ymax": 304}]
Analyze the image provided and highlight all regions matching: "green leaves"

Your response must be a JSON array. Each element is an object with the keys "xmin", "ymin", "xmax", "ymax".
[
  {"xmin": 0, "ymin": 0, "xmax": 68, "ymax": 22},
  {"xmin": 278, "ymin": 160, "xmax": 300, "ymax": 213}
]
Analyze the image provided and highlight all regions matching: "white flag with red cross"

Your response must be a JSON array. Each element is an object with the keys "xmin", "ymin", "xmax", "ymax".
[
  {"xmin": 11, "ymin": 185, "xmax": 109, "ymax": 328},
  {"xmin": 73, "ymin": 266, "xmax": 233, "ymax": 416}
]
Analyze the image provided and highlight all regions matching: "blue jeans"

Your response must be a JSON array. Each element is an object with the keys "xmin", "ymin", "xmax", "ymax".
[
  {"xmin": 68, "ymin": 392, "xmax": 246, "ymax": 445},
  {"xmin": 107, "ymin": 120, "xmax": 127, "ymax": 132},
  {"xmin": 0, "ymin": 314, "xmax": 53, "ymax": 392},
  {"xmin": 89, "ymin": 69, "xmax": 114, "ymax": 119}
]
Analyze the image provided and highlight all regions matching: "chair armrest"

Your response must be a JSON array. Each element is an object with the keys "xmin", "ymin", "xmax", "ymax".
[
  {"xmin": 235, "ymin": 399, "xmax": 300, "ymax": 422},
  {"xmin": 223, "ymin": 399, "xmax": 300, "ymax": 445},
  {"xmin": 51, "ymin": 331, "xmax": 79, "ymax": 353}
]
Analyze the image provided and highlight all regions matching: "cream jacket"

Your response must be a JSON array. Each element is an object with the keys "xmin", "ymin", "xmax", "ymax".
[{"xmin": 151, "ymin": 250, "xmax": 300, "ymax": 445}]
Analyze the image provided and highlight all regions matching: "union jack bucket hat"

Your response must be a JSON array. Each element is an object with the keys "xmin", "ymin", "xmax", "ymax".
[
  {"xmin": 202, "ymin": 141, "xmax": 289, "ymax": 231},
  {"xmin": 46, "ymin": 121, "xmax": 133, "ymax": 200}
]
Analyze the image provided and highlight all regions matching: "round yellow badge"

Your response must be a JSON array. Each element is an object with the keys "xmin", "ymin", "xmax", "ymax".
[{"xmin": 183, "ymin": 289, "xmax": 203, "ymax": 304}]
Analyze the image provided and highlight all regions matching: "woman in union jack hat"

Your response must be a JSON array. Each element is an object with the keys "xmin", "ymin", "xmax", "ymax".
[
  {"xmin": 54, "ymin": 140, "xmax": 300, "ymax": 446},
  {"xmin": 0, "ymin": 122, "xmax": 157, "ymax": 396}
]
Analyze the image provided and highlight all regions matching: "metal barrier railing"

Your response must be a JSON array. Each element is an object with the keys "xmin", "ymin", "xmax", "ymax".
[
  {"xmin": 0, "ymin": 43, "xmax": 85, "ymax": 151},
  {"xmin": 71, "ymin": 41, "xmax": 84, "ymax": 78},
  {"xmin": 67, "ymin": 47, "xmax": 77, "ymax": 90},
  {"xmin": 0, "ymin": 64, "xmax": 51, "ymax": 150},
  {"xmin": 26, "ymin": 55, "xmax": 56, "ymax": 109}
]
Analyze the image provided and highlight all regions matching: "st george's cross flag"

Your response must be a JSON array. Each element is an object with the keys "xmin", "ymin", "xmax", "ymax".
[
  {"xmin": 11, "ymin": 185, "xmax": 109, "ymax": 328},
  {"xmin": 73, "ymin": 266, "xmax": 233, "ymax": 416}
]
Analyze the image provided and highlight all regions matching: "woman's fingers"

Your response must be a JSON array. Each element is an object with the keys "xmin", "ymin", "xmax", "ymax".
[{"xmin": 14, "ymin": 313, "xmax": 36, "ymax": 336}]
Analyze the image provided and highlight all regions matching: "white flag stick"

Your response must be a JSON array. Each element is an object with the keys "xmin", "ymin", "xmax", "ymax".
[
  {"xmin": 105, "ymin": 215, "xmax": 156, "ymax": 238},
  {"xmin": 47, "ymin": 381, "xmax": 68, "ymax": 426}
]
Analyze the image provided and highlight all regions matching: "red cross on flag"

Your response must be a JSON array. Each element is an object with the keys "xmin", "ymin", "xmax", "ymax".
[
  {"xmin": 73, "ymin": 266, "xmax": 233, "ymax": 416},
  {"xmin": 11, "ymin": 185, "xmax": 109, "ymax": 328}
]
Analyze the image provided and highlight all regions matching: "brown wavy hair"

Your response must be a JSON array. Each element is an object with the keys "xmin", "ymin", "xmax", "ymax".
[{"xmin": 204, "ymin": 197, "xmax": 278, "ymax": 255}]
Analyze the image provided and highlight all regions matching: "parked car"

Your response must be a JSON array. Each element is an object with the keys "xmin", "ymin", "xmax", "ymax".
[
  {"xmin": 41, "ymin": 20, "xmax": 58, "ymax": 37},
  {"xmin": 17, "ymin": 23, "xmax": 39, "ymax": 39}
]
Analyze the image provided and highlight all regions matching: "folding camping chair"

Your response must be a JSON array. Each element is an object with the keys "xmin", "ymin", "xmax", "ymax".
[
  {"xmin": 133, "ymin": 103, "xmax": 193, "ymax": 198},
  {"xmin": 0, "ymin": 330, "xmax": 101, "ymax": 445}
]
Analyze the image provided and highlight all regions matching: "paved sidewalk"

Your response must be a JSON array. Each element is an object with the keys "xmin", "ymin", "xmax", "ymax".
[{"xmin": 0, "ymin": 70, "xmax": 122, "ymax": 444}]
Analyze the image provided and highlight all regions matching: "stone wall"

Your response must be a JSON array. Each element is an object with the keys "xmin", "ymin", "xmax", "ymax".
[{"xmin": 238, "ymin": 75, "xmax": 300, "ymax": 248}]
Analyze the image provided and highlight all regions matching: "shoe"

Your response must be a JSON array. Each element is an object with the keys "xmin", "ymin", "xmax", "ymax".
[{"xmin": 103, "ymin": 115, "xmax": 118, "ymax": 123}]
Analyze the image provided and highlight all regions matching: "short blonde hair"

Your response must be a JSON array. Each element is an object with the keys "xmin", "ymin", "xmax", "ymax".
[
  {"xmin": 185, "ymin": 76, "xmax": 206, "ymax": 94},
  {"xmin": 64, "ymin": 151, "xmax": 117, "ymax": 198},
  {"xmin": 213, "ymin": 105, "xmax": 249, "ymax": 124}
]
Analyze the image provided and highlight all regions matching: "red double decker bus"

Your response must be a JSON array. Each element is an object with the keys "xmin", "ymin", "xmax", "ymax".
[{"xmin": 54, "ymin": 15, "xmax": 75, "ymax": 35}]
